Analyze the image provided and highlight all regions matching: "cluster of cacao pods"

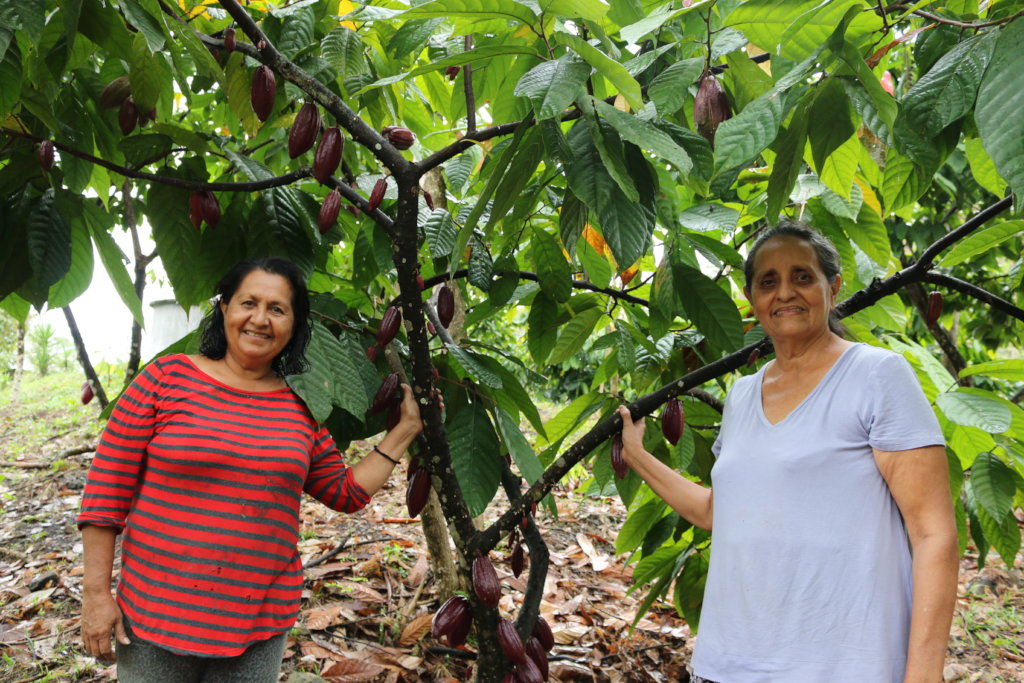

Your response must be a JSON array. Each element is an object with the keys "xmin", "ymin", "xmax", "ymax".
[
  {"xmin": 38, "ymin": 141, "xmax": 54, "ymax": 172},
  {"xmin": 610, "ymin": 433, "xmax": 628, "ymax": 479},
  {"xmin": 188, "ymin": 191, "xmax": 221, "ymax": 230},
  {"xmin": 251, "ymin": 65, "xmax": 276, "ymax": 122},
  {"xmin": 694, "ymin": 73, "xmax": 731, "ymax": 144},
  {"xmin": 431, "ymin": 594, "xmax": 472, "ymax": 646},
  {"xmin": 81, "ymin": 381, "xmax": 94, "ymax": 405},
  {"xmin": 437, "ymin": 285, "xmax": 455, "ymax": 328},
  {"xmin": 367, "ymin": 177, "xmax": 387, "ymax": 212},
  {"xmin": 662, "ymin": 398, "xmax": 684, "ymax": 446},
  {"xmin": 925, "ymin": 291, "xmax": 943, "ymax": 326},
  {"xmin": 381, "ymin": 125, "xmax": 415, "ymax": 150},
  {"xmin": 499, "ymin": 616, "xmax": 553, "ymax": 682},
  {"xmin": 288, "ymin": 102, "xmax": 321, "ymax": 158}
]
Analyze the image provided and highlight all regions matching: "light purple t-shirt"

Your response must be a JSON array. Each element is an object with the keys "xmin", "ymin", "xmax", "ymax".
[{"xmin": 691, "ymin": 343, "xmax": 944, "ymax": 683}]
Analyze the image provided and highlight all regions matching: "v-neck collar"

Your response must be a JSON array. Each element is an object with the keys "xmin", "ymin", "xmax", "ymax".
[{"xmin": 757, "ymin": 343, "xmax": 861, "ymax": 428}]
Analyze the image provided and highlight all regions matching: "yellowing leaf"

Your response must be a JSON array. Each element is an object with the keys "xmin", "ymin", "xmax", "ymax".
[{"xmin": 854, "ymin": 176, "xmax": 881, "ymax": 215}]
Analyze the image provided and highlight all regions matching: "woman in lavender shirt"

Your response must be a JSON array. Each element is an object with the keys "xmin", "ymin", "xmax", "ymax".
[{"xmin": 618, "ymin": 223, "xmax": 958, "ymax": 683}]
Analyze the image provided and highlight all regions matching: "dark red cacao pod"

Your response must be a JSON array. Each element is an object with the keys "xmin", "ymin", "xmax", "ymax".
[
  {"xmin": 365, "ymin": 344, "xmax": 378, "ymax": 362},
  {"xmin": 376, "ymin": 306, "xmax": 402, "ymax": 347},
  {"xmin": 526, "ymin": 637, "xmax": 549, "ymax": 679},
  {"xmin": 501, "ymin": 675, "xmax": 516, "ymax": 683},
  {"xmin": 445, "ymin": 65, "xmax": 461, "ymax": 81},
  {"xmin": 427, "ymin": 321, "xmax": 436, "ymax": 336},
  {"xmin": 386, "ymin": 402, "xmax": 402, "ymax": 432},
  {"xmin": 81, "ymin": 381, "xmax": 94, "ymax": 405},
  {"xmin": 694, "ymin": 74, "xmax": 731, "ymax": 144},
  {"xmin": 423, "ymin": 191, "xmax": 434, "ymax": 210},
  {"xmin": 288, "ymin": 102, "xmax": 321, "ymax": 158},
  {"xmin": 38, "ymin": 141, "xmax": 54, "ymax": 172},
  {"xmin": 318, "ymin": 188, "xmax": 341, "ymax": 235},
  {"xmin": 510, "ymin": 539, "xmax": 525, "ymax": 578},
  {"xmin": 223, "ymin": 27, "xmax": 236, "ymax": 52},
  {"xmin": 406, "ymin": 455, "xmax": 421, "ymax": 481},
  {"xmin": 431, "ymin": 595, "xmax": 472, "ymax": 641},
  {"xmin": 382, "ymin": 126, "xmax": 415, "ymax": 150},
  {"xmin": 516, "ymin": 654, "xmax": 544, "ymax": 683},
  {"xmin": 100, "ymin": 76, "xmax": 132, "ymax": 109},
  {"xmin": 199, "ymin": 191, "xmax": 220, "ymax": 229},
  {"xmin": 611, "ymin": 434, "xmax": 628, "ymax": 479},
  {"xmin": 416, "ymin": 274, "xmax": 426, "ymax": 290},
  {"xmin": 189, "ymin": 192, "xmax": 204, "ymax": 229},
  {"xmin": 368, "ymin": 177, "xmax": 387, "ymax": 212},
  {"xmin": 370, "ymin": 372, "xmax": 400, "ymax": 415},
  {"xmin": 251, "ymin": 65, "xmax": 276, "ymax": 122},
  {"xmin": 406, "ymin": 467, "xmax": 430, "ymax": 519},
  {"xmin": 532, "ymin": 616, "xmax": 554, "ymax": 652},
  {"xmin": 437, "ymin": 285, "xmax": 455, "ymax": 328},
  {"xmin": 497, "ymin": 619, "xmax": 528, "ymax": 664},
  {"xmin": 746, "ymin": 347, "xmax": 761, "ymax": 367},
  {"xmin": 925, "ymin": 291, "xmax": 943, "ymax": 326},
  {"xmin": 662, "ymin": 398, "xmax": 684, "ymax": 446},
  {"xmin": 472, "ymin": 555, "xmax": 501, "ymax": 606},
  {"xmin": 118, "ymin": 97, "xmax": 139, "ymax": 136},
  {"xmin": 313, "ymin": 126, "xmax": 344, "ymax": 184}
]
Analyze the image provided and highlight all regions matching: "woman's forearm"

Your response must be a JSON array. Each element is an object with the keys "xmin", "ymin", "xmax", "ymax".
[
  {"xmin": 903, "ymin": 531, "xmax": 959, "ymax": 683},
  {"xmin": 82, "ymin": 524, "xmax": 118, "ymax": 597}
]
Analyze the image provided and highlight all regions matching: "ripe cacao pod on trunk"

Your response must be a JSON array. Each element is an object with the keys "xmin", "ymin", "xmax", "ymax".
[
  {"xmin": 313, "ymin": 127, "xmax": 343, "ymax": 184},
  {"xmin": 661, "ymin": 398, "xmax": 684, "ymax": 446},
  {"xmin": 694, "ymin": 74, "xmax": 731, "ymax": 144},
  {"xmin": 318, "ymin": 188, "xmax": 341, "ymax": 235},
  {"xmin": 431, "ymin": 595, "xmax": 472, "ymax": 644},
  {"xmin": 532, "ymin": 616, "xmax": 554, "ymax": 652},
  {"xmin": 526, "ymin": 637, "xmax": 549, "ymax": 679},
  {"xmin": 497, "ymin": 618, "xmax": 528, "ymax": 664},
  {"xmin": 515, "ymin": 655, "xmax": 544, "ymax": 683},
  {"xmin": 376, "ymin": 306, "xmax": 401, "ymax": 347},
  {"xmin": 100, "ymin": 76, "xmax": 132, "ymax": 109},
  {"xmin": 925, "ymin": 291, "xmax": 943, "ymax": 326},
  {"xmin": 437, "ymin": 285, "xmax": 455, "ymax": 328},
  {"xmin": 288, "ymin": 102, "xmax": 321, "ymax": 158},
  {"xmin": 611, "ymin": 434, "xmax": 628, "ymax": 479},
  {"xmin": 81, "ymin": 381, "xmax": 95, "ymax": 405},
  {"xmin": 406, "ymin": 467, "xmax": 430, "ymax": 519},
  {"xmin": 368, "ymin": 177, "xmax": 387, "ymax": 212},
  {"xmin": 119, "ymin": 97, "xmax": 139, "ymax": 136},
  {"xmin": 370, "ymin": 372, "xmax": 400, "ymax": 415},
  {"xmin": 251, "ymin": 66, "xmax": 276, "ymax": 122},
  {"xmin": 38, "ymin": 141, "xmax": 54, "ymax": 172},
  {"xmin": 472, "ymin": 555, "xmax": 501, "ymax": 606}
]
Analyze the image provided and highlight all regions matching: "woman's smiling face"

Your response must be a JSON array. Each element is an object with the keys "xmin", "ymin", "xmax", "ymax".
[
  {"xmin": 745, "ymin": 235, "xmax": 840, "ymax": 342},
  {"xmin": 220, "ymin": 269, "xmax": 295, "ymax": 370}
]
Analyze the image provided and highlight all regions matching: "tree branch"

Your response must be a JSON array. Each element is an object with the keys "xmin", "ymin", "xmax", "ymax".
[
  {"xmin": 463, "ymin": 35, "xmax": 476, "ymax": 134},
  {"xmin": 419, "ymin": 269, "xmax": 650, "ymax": 307},
  {"xmin": 912, "ymin": 8, "xmax": 1024, "ymax": 29},
  {"xmin": 921, "ymin": 272, "xmax": 1024, "ymax": 323}
]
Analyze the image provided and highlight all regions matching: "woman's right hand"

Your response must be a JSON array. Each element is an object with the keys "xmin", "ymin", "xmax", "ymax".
[
  {"xmin": 617, "ymin": 406, "xmax": 647, "ymax": 466},
  {"xmin": 81, "ymin": 590, "xmax": 129, "ymax": 661}
]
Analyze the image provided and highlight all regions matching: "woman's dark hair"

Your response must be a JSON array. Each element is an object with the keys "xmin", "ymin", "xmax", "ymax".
[
  {"xmin": 743, "ymin": 221, "xmax": 846, "ymax": 336},
  {"xmin": 199, "ymin": 257, "xmax": 311, "ymax": 376}
]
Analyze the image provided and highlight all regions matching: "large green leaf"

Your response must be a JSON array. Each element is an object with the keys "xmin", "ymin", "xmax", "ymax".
[
  {"xmin": 448, "ymin": 400, "xmax": 503, "ymax": 517},
  {"xmin": 726, "ymin": 0, "xmax": 878, "ymax": 61},
  {"xmin": 767, "ymin": 98, "xmax": 810, "ymax": 221},
  {"xmin": 970, "ymin": 485, "xmax": 1022, "ymax": 568},
  {"xmin": 648, "ymin": 58, "xmax": 704, "ymax": 117},
  {"xmin": 881, "ymin": 150, "xmax": 929, "ymax": 213},
  {"xmin": 963, "ymin": 136, "xmax": 1007, "ymax": 198},
  {"xmin": 119, "ymin": 0, "xmax": 165, "ymax": 52},
  {"xmin": 713, "ymin": 90, "xmax": 787, "ymax": 174},
  {"xmin": 672, "ymin": 264, "xmax": 744, "ymax": 351},
  {"xmin": 27, "ymin": 189, "xmax": 71, "ymax": 290},
  {"xmin": 290, "ymin": 322, "xmax": 358, "ymax": 423},
  {"xmin": 807, "ymin": 78, "xmax": 855, "ymax": 176},
  {"xmin": 494, "ymin": 406, "xmax": 545, "ymax": 485},
  {"xmin": 938, "ymin": 220, "xmax": 1023, "ymax": 268},
  {"xmin": 592, "ymin": 98, "xmax": 692, "ymax": 173},
  {"xmin": 487, "ymin": 361, "xmax": 546, "ymax": 438},
  {"xmin": 902, "ymin": 32, "xmax": 995, "ymax": 138},
  {"xmin": 541, "ymin": 391, "xmax": 603, "ymax": 446},
  {"xmin": 513, "ymin": 57, "xmax": 590, "ymax": 120},
  {"xmin": 548, "ymin": 306, "xmax": 606, "ymax": 365},
  {"xmin": 403, "ymin": 0, "xmax": 536, "ymax": 26},
  {"xmin": 47, "ymin": 216, "xmax": 93, "ymax": 308},
  {"xmin": 970, "ymin": 452, "xmax": 1017, "ymax": 524},
  {"xmin": 424, "ymin": 210, "xmax": 458, "ymax": 260},
  {"xmin": 555, "ymin": 32, "xmax": 643, "ymax": 112},
  {"xmin": 936, "ymin": 390, "xmax": 1011, "ymax": 434},
  {"xmin": 959, "ymin": 359, "xmax": 1024, "ymax": 383},
  {"xmin": 975, "ymin": 20, "xmax": 1024, "ymax": 199},
  {"xmin": 446, "ymin": 344, "xmax": 503, "ymax": 388},
  {"xmin": 130, "ymin": 34, "xmax": 164, "ymax": 113},
  {"xmin": 0, "ymin": 44, "xmax": 23, "ymax": 121},
  {"xmin": 531, "ymin": 226, "xmax": 572, "ymax": 303},
  {"xmin": 616, "ymin": 498, "xmax": 669, "ymax": 555}
]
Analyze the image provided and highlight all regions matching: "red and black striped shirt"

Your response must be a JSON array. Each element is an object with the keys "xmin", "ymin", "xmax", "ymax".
[{"xmin": 78, "ymin": 354, "xmax": 369, "ymax": 656}]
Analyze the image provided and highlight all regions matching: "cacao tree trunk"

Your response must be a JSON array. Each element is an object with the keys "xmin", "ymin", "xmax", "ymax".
[
  {"xmin": 10, "ymin": 321, "xmax": 25, "ymax": 404},
  {"xmin": 63, "ymin": 306, "xmax": 109, "ymax": 409}
]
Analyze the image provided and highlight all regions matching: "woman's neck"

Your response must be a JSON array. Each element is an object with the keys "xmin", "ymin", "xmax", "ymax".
[{"xmin": 769, "ymin": 330, "xmax": 850, "ymax": 374}]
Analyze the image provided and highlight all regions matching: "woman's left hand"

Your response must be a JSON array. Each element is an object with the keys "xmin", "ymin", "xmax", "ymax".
[{"xmin": 395, "ymin": 383, "xmax": 424, "ymax": 438}]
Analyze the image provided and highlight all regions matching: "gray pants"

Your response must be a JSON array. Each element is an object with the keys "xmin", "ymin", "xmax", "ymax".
[{"xmin": 116, "ymin": 617, "xmax": 287, "ymax": 683}]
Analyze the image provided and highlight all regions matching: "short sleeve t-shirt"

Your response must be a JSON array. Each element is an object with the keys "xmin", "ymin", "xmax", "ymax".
[{"xmin": 691, "ymin": 343, "xmax": 944, "ymax": 683}]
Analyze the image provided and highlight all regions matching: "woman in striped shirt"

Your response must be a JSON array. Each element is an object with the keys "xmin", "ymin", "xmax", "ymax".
[{"xmin": 78, "ymin": 257, "xmax": 422, "ymax": 682}]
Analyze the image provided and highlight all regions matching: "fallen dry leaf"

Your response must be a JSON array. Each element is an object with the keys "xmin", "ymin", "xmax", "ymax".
[
  {"xmin": 321, "ymin": 657, "xmax": 385, "ymax": 682},
  {"xmin": 398, "ymin": 612, "xmax": 432, "ymax": 646}
]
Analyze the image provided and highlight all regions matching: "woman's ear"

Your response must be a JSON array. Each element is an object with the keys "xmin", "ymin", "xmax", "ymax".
[{"xmin": 830, "ymin": 275, "xmax": 842, "ymax": 302}]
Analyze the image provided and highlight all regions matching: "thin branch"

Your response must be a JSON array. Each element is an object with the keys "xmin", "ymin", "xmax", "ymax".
[
  {"xmin": 463, "ymin": 35, "xmax": 476, "ymax": 134},
  {"xmin": 419, "ymin": 269, "xmax": 650, "ymax": 307},
  {"xmin": 921, "ymin": 272, "xmax": 1024, "ymax": 323},
  {"xmin": 912, "ymin": 8, "xmax": 1024, "ymax": 29}
]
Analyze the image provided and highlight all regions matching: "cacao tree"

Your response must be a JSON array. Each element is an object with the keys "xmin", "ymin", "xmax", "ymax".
[{"xmin": 2, "ymin": 0, "xmax": 1024, "ymax": 680}]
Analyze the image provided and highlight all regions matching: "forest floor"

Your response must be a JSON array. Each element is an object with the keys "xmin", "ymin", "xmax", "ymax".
[{"xmin": 1, "ymin": 370, "xmax": 1022, "ymax": 682}]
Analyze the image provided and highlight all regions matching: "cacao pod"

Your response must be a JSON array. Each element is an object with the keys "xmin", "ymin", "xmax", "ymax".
[
  {"xmin": 288, "ymin": 102, "xmax": 321, "ymax": 158},
  {"xmin": 472, "ymin": 555, "xmax": 501, "ymax": 606},
  {"xmin": 406, "ymin": 467, "xmax": 430, "ymax": 518},
  {"xmin": 532, "ymin": 616, "xmax": 554, "ymax": 652},
  {"xmin": 368, "ymin": 178, "xmax": 387, "ymax": 212},
  {"xmin": 693, "ymin": 74, "xmax": 731, "ymax": 144},
  {"xmin": 497, "ymin": 619, "xmax": 528, "ymax": 664},
  {"xmin": 38, "ymin": 141, "xmax": 54, "ymax": 172},
  {"xmin": 502, "ymin": 674, "xmax": 516, "ymax": 683},
  {"xmin": 119, "ymin": 97, "xmax": 139, "ymax": 136},
  {"xmin": 224, "ymin": 27, "xmax": 236, "ymax": 52},
  {"xmin": 370, "ymin": 372, "xmax": 400, "ymax": 415},
  {"xmin": 746, "ymin": 347, "xmax": 761, "ymax": 367},
  {"xmin": 382, "ymin": 126, "xmax": 415, "ymax": 150},
  {"xmin": 661, "ymin": 398, "xmax": 684, "ymax": 446},
  {"xmin": 189, "ymin": 192, "xmax": 204, "ymax": 229},
  {"xmin": 611, "ymin": 434, "xmax": 628, "ymax": 479},
  {"xmin": 81, "ymin": 381, "xmax": 94, "ymax": 405},
  {"xmin": 510, "ymin": 538, "xmax": 525, "ymax": 578},
  {"xmin": 437, "ymin": 285, "xmax": 455, "ymax": 328},
  {"xmin": 416, "ymin": 274, "xmax": 426, "ymax": 290},
  {"xmin": 427, "ymin": 321, "xmax": 436, "ymax": 337},
  {"xmin": 407, "ymin": 455, "xmax": 421, "ymax": 481},
  {"xmin": 313, "ymin": 127, "xmax": 343, "ymax": 184},
  {"xmin": 386, "ymin": 402, "xmax": 402, "ymax": 432},
  {"xmin": 526, "ymin": 637, "xmax": 549, "ymax": 679},
  {"xmin": 445, "ymin": 65, "xmax": 461, "ymax": 81},
  {"xmin": 423, "ymin": 191, "xmax": 434, "ymax": 210},
  {"xmin": 376, "ymin": 306, "xmax": 401, "ymax": 347},
  {"xmin": 199, "ymin": 191, "xmax": 220, "ymax": 230},
  {"xmin": 365, "ymin": 344, "xmax": 378, "ymax": 362},
  {"xmin": 318, "ymin": 188, "xmax": 341, "ymax": 235},
  {"xmin": 100, "ymin": 76, "xmax": 132, "ymax": 110},
  {"xmin": 925, "ymin": 291, "xmax": 943, "ymax": 327},
  {"xmin": 251, "ymin": 65, "xmax": 276, "ymax": 122},
  {"xmin": 431, "ymin": 595, "xmax": 472, "ymax": 643},
  {"xmin": 516, "ymin": 655, "xmax": 544, "ymax": 683}
]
